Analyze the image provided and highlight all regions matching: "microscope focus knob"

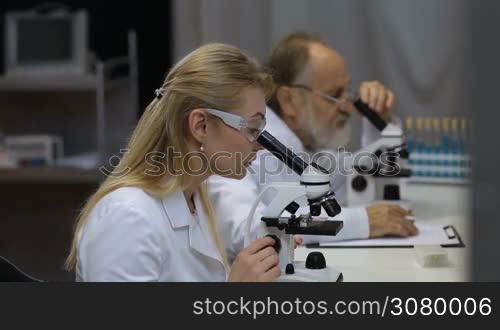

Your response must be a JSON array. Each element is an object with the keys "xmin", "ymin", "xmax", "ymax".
[
  {"xmin": 351, "ymin": 175, "xmax": 368, "ymax": 192},
  {"xmin": 305, "ymin": 252, "xmax": 327, "ymax": 270},
  {"xmin": 265, "ymin": 234, "xmax": 281, "ymax": 253}
]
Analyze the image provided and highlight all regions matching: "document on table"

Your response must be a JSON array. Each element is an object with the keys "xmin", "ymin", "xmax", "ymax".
[{"xmin": 308, "ymin": 224, "xmax": 464, "ymax": 248}]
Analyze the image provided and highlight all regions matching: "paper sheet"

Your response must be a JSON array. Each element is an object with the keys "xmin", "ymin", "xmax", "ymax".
[{"xmin": 318, "ymin": 224, "xmax": 461, "ymax": 247}]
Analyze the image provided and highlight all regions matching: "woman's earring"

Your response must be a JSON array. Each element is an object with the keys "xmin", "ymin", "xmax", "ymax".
[{"xmin": 200, "ymin": 144, "xmax": 205, "ymax": 152}]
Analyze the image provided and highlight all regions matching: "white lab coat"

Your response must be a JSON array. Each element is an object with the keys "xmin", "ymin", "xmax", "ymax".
[
  {"xmin": 209, "ymin": 108, "xmax": 386, "ymax": 262},
  {"xmin": 76, "ymin": 187, "xmax": 227, "ymax": 282}
]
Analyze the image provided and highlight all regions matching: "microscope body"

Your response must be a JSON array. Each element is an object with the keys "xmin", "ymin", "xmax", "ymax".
[
  {"xmin": 347, "ymin": 123, "xmax": 412, "ymax": 209},
  {"xmin": 260, "ymin": 168, "xmax": 343, "ymax": 279},
  {"xmin": 245, "ymin": 131, "xmax": 344, "ymax": 282}
]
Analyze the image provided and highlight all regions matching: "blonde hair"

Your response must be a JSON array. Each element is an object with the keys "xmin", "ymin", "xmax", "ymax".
[{"xmin": 65, "ymin": 43, "xmax": 274, "ymax": 272}]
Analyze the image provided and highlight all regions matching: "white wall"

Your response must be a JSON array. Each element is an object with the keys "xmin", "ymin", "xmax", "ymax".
[{"xmin": 173, "ymin": 0, "xmax": 271, "ymax": 61}]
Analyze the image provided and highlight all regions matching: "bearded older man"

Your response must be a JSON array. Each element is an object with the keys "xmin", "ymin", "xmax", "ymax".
[{"xmin": 209, "ymin": 32, "xmax": 418, "ymax": 262}]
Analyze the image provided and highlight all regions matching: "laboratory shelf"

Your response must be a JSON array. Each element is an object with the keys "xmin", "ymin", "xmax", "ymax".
[{"xmin": 0, "ymin": 167, "xmax": 104, "ymax": 183}]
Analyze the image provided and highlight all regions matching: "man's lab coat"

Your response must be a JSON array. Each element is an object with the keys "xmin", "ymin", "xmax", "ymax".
[{"xmin": 209, "ymin": 107, "xmax": 384, "ymax": 262}]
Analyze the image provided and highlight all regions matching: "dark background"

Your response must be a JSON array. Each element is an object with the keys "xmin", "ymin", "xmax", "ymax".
[
  {"xmin": 0, "ymin": 0, "xmax": 173, "ymax": 112},
  {"xmin": 0, "ymin": 1, "xmax": 172, "ymax": 281}
]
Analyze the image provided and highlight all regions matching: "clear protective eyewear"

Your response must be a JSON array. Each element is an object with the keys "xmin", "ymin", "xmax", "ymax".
[
  {"xmin": 288, "ymin": 84, "xmax": 355, "ymax": 107},
  {"xmin": 204, "ymin": 108, "xmax": 266, "ymax": 143}
]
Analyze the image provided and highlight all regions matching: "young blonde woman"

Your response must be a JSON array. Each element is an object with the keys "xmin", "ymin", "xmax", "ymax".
[{"xmin": 65, "ymin": 43, "xmax": 280, "ymax": 282}]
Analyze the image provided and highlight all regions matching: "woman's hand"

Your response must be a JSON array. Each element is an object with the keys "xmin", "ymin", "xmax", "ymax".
[{"xmin": 228, "ymin": 236, "xmax": 280, "ymax": 282}]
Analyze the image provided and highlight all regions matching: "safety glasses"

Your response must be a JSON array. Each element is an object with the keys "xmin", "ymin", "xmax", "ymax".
[{"xmin": 204, "ymin": 108, "xmax": 266, "ymax": 143}]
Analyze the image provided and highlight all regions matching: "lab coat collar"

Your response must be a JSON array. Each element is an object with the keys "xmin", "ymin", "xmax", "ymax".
[
  {"xmin": 192, "ymin": 193, "xmax": 225, "ymax": 266},
  {"xmin": 161, "ymin": 190, "xmax": 191, "ymax": 229},
  {"xmin": 161, "ymin": 190, "xmax": 225, "ymax": 268}
]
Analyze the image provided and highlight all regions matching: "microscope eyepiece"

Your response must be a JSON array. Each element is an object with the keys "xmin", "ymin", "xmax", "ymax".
[
  {"xmin": 257, "ymin": 130, "xmax": 308, "ymax": 175},
  {"xmin": 353, "ymin": 99, "xmax": 387, "ymax": 132}
]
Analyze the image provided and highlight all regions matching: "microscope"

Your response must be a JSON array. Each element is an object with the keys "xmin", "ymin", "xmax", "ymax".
[
  {"xmin": 346, "ymin": 100, "xmax": 412, "ymax": 208},
  {"xmin": 245, "ymin": 131, "xmax": 344, "ymax": 282}
]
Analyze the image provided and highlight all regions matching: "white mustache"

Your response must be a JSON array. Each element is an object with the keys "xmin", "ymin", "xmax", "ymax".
[{"xmin": 336, "ymin": 114, "xmax": 351, "ymax": 126}]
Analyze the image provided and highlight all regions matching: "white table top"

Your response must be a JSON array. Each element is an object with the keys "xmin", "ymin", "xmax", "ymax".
[{"xmin": 294, "ymin": 182, "xmax": 471, "ymax": 282}]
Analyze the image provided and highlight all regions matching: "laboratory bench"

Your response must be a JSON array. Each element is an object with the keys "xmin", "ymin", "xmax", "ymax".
[
  {"xmin": 295, "ymin": 182, "xmax": 471, "ymax": 282},
  {"xmin": 0, "ymin": 180, "xmax": 471, "ymax": 282}
]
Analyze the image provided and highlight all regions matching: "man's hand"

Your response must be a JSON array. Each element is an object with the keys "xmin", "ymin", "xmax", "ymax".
[
  {"xmin": 294, "ymin": 236, "xmax": 304, "ymax": 248},
  {"xmin": 366, "ymin": 203, "xmax": 418, "ymax": 238},
  {"xmin": 358, "ymin": 81, "xmax": 395, "ymax": 121}
]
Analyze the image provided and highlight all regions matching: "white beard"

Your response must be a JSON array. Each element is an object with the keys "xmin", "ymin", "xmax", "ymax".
[{"xmin": 301, "ymin": 104, "xmax": 352, "ymax": 151}]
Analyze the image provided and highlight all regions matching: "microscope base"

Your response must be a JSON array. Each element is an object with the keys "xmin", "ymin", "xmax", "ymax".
[{"xmin": 276, "ymin": 261, "xmax": 343, "ymax": 282}]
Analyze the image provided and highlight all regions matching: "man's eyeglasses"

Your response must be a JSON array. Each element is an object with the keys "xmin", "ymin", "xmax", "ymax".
[
  {"xmin": 287, "ymin": 84, "xmax": 354, "ymax": 107},
  {"xmin": 204, "ymin": 108, "xmax": 266, "ymax": 143}
]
